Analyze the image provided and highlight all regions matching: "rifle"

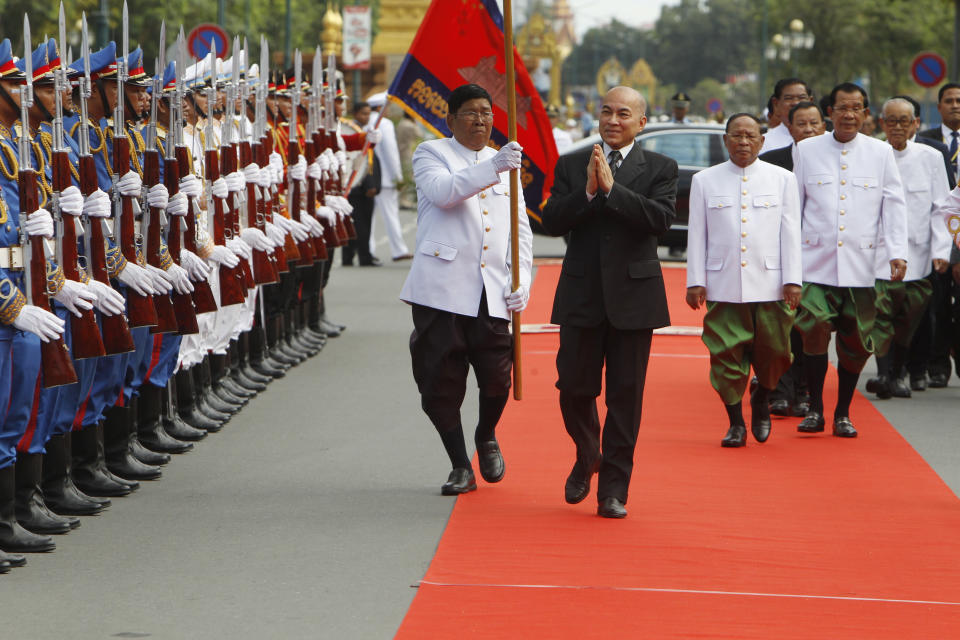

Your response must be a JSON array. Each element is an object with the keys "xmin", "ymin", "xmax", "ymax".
[
  {"xmin": 287, "ymin": 50, "xmax": 316, "ymax": 265},
  {"xmin": 113, "ymin": 3, "xmax": 158, "ymax": 328},
  {"xmin": 204, "ymin": 46, "xmax": 246, "ymax": 306},
  {"xmin": 324, "ymin": 56, "xmax": 353, "ymax": 244},
  {"xmin": 272, "ymin": 74, "xmax": 298, "ymax": 269},
  {"xmin": 225, "ymin": 40, "xmax": 255, "ymax": 290},
  {"xmin": 173, "ymin": 27, "xmax": 217, "ymax": 314},
  {"xmin": 302, "ymin": 48, "xmax": 327, "ymax": 261},
  {"xmin": 76, "ymin": 13, "xmax": 134, "ymax": 354},
  {"xmin": 142, "ymin": 25, "xmax": 178, "ymax": 334},
  {"xmin": 53, "ymin": 8, "xmax": 105, "ymax": 359},
  {"xmin": 19, "ymin": 15, "xmax": 77, "ymax": 387}
]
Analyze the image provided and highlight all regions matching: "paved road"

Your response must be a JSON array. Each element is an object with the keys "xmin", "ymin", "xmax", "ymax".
[{"xmin": 1, "ymin": 212, "xmax": 957, "ymax": 639}]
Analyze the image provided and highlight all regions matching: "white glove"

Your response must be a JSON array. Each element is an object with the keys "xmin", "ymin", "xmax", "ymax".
[
  {"xmin": 180, "ymin": 249, "xmax": 212, "ymax": 281},
  {"xmin": 209, "ymin": 244, "xmax": 240, "ymax": 269},
  {"xmin": 83, "ymin": 189, "xmax": 111, "ymax": 218},
  {"xmin": 166, "ymin": 192, "xmax": 188, "ymax": 216},
  {"xmin": 272, "ymin": 164, "xmax": 283, "ymax": 185},
  {"xmin": 263, "ymin": 221, "xmax": 286, "ymax": 247},
  {"xmin": 328, "ymin": 195, "xmax": 353, "ymax": 216},
  {"xmin": 165, "ymin": 262, "xmax": 194, "ymax": 294},
  {"xmin": 257, "ymin": 167, "xmax": 272, "ymax": 189},
  {"xmin": 227, "ymin": 237, "xmax": 252, "ymax": 261},
  {"xmin": 225, "ymin": 171, "xmax": 245, "ymax": 193},
  {"xmin": 365, "ymin": 129, "xmax": 382, "ymax": 145},
  {"xmin": 179, "ymin": 174, "xmax": 202, "ymax": 198},
  {"xmin": 492, "ymin": 141, "xmax": 523, "ymax": 173},
  {"xmin": 269, "ymin": 152, "xmax": 283, "ymax": 176},
  {"xmin": 58, "ymin": 185, "xmax": 84, "ymax": 216},
  {"xmin": 290, "ymin": 156, "xmax": 307, "ymax": 182},
  {"xmin": 316, "ymin": 205, "xmax": 336, "ymax": 224},
  {"xmin": 334, "ymin": 150, "xmax": 346, "ymax": 168},
  {"xmin": 240, "ymin": 227, "xmax": 273, "ymax": 252},
  {"xmin": 504, "ymin": 283, "xmax": 529, "ymax": 313},
  {"xmin": 12, "ymin": 304, "xmax": 65, "ymax": 342},
  {"xmin": 211, "ymin": 177, "xmax": 229, "ymax": 199},
  {"xmin": 302, "ymin": 215, "xmax": 324, "ymax": 238},
  {"xmin": 53, "ymin": 279, "xmax": 96, "ymax": 318},
  {"xmin": 147, "ymin": 183, "xmax": 169, "ymax": 210},
  {"xmin": 242, "ymin": 163, "xmax": 260, "ymax": 185},
  {"xmin": 117, "ymin": 171, "xmax": 143, "ymax": 197},
  {"xmin": 316, "ymin": 153, "xmax": 330, "ymax": 172},
  {"xmin": 145, "ymin": 264, "xmax": 174, "ymax": 294},
  {"xmin": 86, "ymin": 279, "xmax": 126, "ymax": 316},
  {"xmin": 116, "ymin": 262, "xmax": 156, "ymax": 296},
  {"xmin": 24, "ymin": 208, "xmax": 54, "ymax": 238},
  {"xmin": 307, "ymin": 160, "xmax": 323, "ymax": 180},
  {"xmin": 275, "ymin": 215, "xmax": 309, "ymax": 243}
]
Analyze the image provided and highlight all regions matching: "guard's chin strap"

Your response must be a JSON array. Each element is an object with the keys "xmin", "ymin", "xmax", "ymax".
[
  {"xmin": 36, "ymin": 93, "xmax": 55, "ymax": 124},
  {"xmin": 123, "ymin": 92, "xmax": 139, "ymax": 125},
  {"xmin": 94, "ymin": 77, "xmax": 112, "ymax": 121},
  {"xmin": 0, "ymin": 84, "xmax": 20, "ymax": 119},
  {"xmin": 188, "ymin": 93, "xmax": 206, "ymax": 120}
]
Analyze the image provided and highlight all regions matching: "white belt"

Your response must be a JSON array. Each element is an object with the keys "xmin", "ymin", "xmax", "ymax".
[{"xmin": 0, "ymin": 246, "xmax": 23, "ymax": 270}]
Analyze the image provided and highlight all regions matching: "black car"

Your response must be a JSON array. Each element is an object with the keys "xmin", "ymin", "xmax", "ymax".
[{"xmin": 550, "ymin": 123, "xmax": 728, "ymax": 251}]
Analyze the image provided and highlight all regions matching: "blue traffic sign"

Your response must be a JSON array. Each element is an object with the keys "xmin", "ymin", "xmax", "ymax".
[
  {"xmin": 911, "ymin": 52, "xmax": 947, "ymax": 88},
  {"xmin": 707, "ymin": 98, "xmax": 723, "ymax": 114},
  {"xmin": 187, "ymin": 23, "xmax": 229, "ymax": 60}
]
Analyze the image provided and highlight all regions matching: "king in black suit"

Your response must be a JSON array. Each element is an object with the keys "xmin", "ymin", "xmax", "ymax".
[{"xmin": 541, "ymin": 87, "xmax": 678, "ymax": 519}]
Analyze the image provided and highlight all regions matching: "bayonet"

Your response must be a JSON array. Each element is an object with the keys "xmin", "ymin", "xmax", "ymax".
[{"xmin": 20, "ymin": 15, "xmax": 34, "ymax": 172}]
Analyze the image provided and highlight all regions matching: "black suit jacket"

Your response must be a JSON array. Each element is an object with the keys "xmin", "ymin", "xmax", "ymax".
[
  {"xmin": 759, "ymin": 144, "xmax": 793, "ymax": 171},
  {"xmin": 915, "ymin": 131, "xmax": 956, "ymax": 189},
  {"xmin": 541, "ymin": 144, "xmax": 678, "ymax": 330}
]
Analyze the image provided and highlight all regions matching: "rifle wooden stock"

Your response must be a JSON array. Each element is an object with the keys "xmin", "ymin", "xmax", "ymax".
[
  {"xmin": 173, "ymin": 145, "xmax": 217, "ymax": 314},
  {"xmin": 287, "ymin": 139, "xmax": 316, "ymax": 264},
  {"xmin": 142, "ymin": 148, "xmax": 178, "ymax": 334},
  {"xmin": 241, "ymin": 140, "xmax": 277, "ymax": 284},
  {"xmin": 223, "ymin": 142, "xmax": 255, "ymax": 289},
  {"xmin": 207, "ymin": 148, "xmax": 246, "ymax": 306},
  {"xmin": 162, "ymin": 153, "xmax": 199, "ymax": 336},
  {"xmin": 53, "ymin": 150, "xmax": 105, "ymax": 359},
  {"xmin": 78, "ymin": 155, "xmax": 135, "ymax": 355},
  {"xmin": 20, "ymin": 168, "xmax": 78, "ymax": 388},
  {"xmin": 255, "ymin": 137, "xmax": 289, "ymax": 274},
  {"xmin": 114, "ymin": 135, "xmax": 158, "ymax": 328}
]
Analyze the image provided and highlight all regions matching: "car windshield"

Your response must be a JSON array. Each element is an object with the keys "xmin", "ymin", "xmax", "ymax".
[{"xmin": 640, "ymin": 131, "xmax": 712, "ymax": 168}]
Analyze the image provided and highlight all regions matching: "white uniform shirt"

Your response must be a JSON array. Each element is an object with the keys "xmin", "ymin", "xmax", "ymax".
[
  {"xmin": 760, "ymin": 122, "xmax": 792, "ymax": 153},
  {"xmin": 366, "ymin": 115, "xmax": 402, "ymax": 189},
  {"xmin": 400, "ymin": 138, "xmax": 533, "ymax": 320},
  {"xmin": 874, "ymin": 141, "xmax": 952, "ymax": 281},
  {"xmin": 686, "ymin": 159, "xmax": 802, "ymax": 303},
  {"xmin": 794, "ymin": 132, "xmax": 908, "ymax": 287}
]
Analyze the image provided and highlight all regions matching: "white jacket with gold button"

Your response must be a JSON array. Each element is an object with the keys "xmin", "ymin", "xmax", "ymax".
[
  {"xmin": 400, "ymin": 138, "xmax": 533, "ymax": 320},
  {"xmin": 686, "ymin": 159, "xmax": 802, "ymax": 303}
]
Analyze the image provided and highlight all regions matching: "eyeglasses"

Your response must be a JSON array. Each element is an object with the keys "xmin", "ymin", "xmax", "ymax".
[
  {"xmin": 833, "ymin": 105, "xmax": 864, "ymax": 115},
  {"xmin": 883, "ymin": 117, "xmax": 913, "ymax": 128},
  {"xmin": 456, "ymin": 110, "xmax": 494, "ymax": 122}
]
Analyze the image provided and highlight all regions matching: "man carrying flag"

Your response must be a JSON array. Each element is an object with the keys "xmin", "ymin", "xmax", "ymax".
[{"xmin": 400, "ymin": 84, "xmax": 532, "ymax": 496}]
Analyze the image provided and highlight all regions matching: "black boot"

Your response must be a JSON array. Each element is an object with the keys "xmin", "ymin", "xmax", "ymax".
[
  {"xmin": 176, "ymin": 369, "xmax": 223, "ymax": 432},
  {"xmin": 0, "ymin": 546, "xmax": 25, "ymax": 568},
  {"xmin": 249, "ymin": 325, "xmax": 286, "ymax": 379},
  {"xmin": 889, "ymin": 344, "xmax": 912, "ymax": 398},
  {"xmin": 137, "ymin": 385, "xmax": 194, "ymax": 454},
  {"xmin": 14, "ymin": 452, "xmax": 76, "ymax": 534},
  {"xmin": 865, "ymin": 354, "xmax": 893, "ymax": 399},
  {"xmin": 220, "ymin": 347, "xmax": 256, "ymax": 398},
  {"xmin": 162, "ymin": 381, "xmax": 208, "ymax": 441},
  {"xmin": 265, "ymin": 315, "xmax": 297, "ymax": 368},
  {"xmin": 41, "ymin": 433, "xmax": 108, "ymax": 516},
  {"xmin": 192, "ymin": 363, "xmax": 233, "ymax": 423},
  {"xmin": 104, "ymin": 404, "xmax": 163, "ymax": 480},
  {"xmin": 209, "ymin": 354, "xmax": 248, "ymax": 408},
  {"xmin": 72, "ymin": 423, "xmax": 135, "ymax": 497},
  {"xmin": 0, "ymin": 465, "xmax": 55, "ymax": 552},
  {"xmin": 234, "ymin": 333, "xmax": 269, "ymax": 390}
]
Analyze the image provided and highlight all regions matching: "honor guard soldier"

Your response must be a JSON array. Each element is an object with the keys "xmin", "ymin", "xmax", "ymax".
[
  {"xmin": 793, "ymin": 82, "xmax": 909, "ymax": 438},
  {"xmin": 669, "ymin": 92, "xmax": 691, "ymax": 125},
  {"xmin": 685, "ymin": 113, "xmax": 802, "ymax": 447}
]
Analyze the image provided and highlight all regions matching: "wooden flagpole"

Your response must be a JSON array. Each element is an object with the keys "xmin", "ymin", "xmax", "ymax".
[{"xmin": 504, "ymin": 0, "xmax": 522, "ymax": 401}]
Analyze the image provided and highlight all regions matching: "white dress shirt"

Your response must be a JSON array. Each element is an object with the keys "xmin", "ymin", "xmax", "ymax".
[
  {"xmin": 874, "ymin": 141, "xmax": 952, "ymax": 281},
  {"xmin": 760, "ymin": 122, "xmax": 792, "ymax": 154},
  {"xmin": 794, "ymin": 132, "xmax": 908, "ymax": 287},
  {"xmin": 686, "ymin": 159, "xmax": 802, "ymax": 303},
  {"xmin": 400, "ymin": 138, "xmax": 533, "ymax": 320}
]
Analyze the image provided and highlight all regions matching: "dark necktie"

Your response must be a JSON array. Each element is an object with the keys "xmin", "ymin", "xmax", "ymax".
[
  {"xmin": 607, "ymin": 149, "xmax": 622, "ymax": 177},
  {"xmin": 951, "ymin": 131, "xmax": 959, "ymax": 164}
]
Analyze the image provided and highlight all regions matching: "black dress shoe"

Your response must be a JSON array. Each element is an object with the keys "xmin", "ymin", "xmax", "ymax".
[
  {"xmin": 564, "ymin": 457, "xmax": 601, "ymax": 504},
  {"xmin": 721, "ymin": 424, "xmax": 746, "ymax": 448},
  {"xmin": 597, "ymin": 496, "xmax": 627, "ymax": 519},
  {"xmin": 928, "ymin": 373, "xmax": 949, "ymax": 388},
  {"xmin": 797, "ymin": 411, "xmax": 825, "ymax": 433},
  {"xmin": 910, "ymin": 373, "xmax": 928, "ymax": 392},
  {"xmin": 832, "ymin": 416, "xmax": 858, "ymax": 438},
  {"xmin": 475, "ymin": 440, "xmax": 504, "ymax": 483},
  {"xmin": 440, "ymin": 468, "xmax": 477, "ymax": 495},
  {"xmin": 865, "ymin": 375, "xmax": 892, "ymax": 399},
  {"xmin": 358, "ymin": 256, "xmax": 383, "ymax": 266},
  {"xmin": 890, "ymin": 376, "xmax": 911, "ymax": 398},
  {"xmin": 750, "ymin": 392, "xmax": 771, "ymax": 443},
  {"xmin": 769, "ymin": 398, "xmax": 791, "ymax": 416}
]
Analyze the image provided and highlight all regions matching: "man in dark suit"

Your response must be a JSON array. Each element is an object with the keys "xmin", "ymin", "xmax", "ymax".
[
  {"xmin": 541, "ymin": 86, "xmax": 678, "ymax": 519},
  {"xmin": 758, "ymin": 100, "xmax": 825, "ymax": 171}
]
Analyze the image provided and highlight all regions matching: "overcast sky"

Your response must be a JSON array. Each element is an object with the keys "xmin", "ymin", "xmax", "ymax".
[{"xmin": 567, "ymin": 0, "xmax": 678, "ymax": 36}]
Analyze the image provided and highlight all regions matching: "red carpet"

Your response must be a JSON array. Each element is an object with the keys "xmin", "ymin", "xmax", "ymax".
[{"xmin": 395, "ymin": 263, "xmax": 960, "ymax": 638}]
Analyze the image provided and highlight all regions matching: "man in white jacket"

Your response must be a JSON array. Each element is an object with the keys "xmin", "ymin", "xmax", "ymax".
[
  {"xmin": 400, "ymin": 84, "xmax": 533, "ymax": 495},
  {"xmin": 686, "ymin": 113, "xmax": 802, "ymax": 447}
]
